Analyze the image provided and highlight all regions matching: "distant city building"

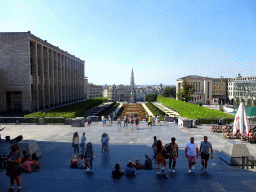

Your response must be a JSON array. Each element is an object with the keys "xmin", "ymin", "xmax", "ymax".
[
  {"xmin": 0, "ymin": 32, "xmax": 85, "ymax": 113},
  {"xmin": 87, "ymin": 84, "xmax": 103, "ymax": 99},
  {"xmin": 176, "ymin": 75, "xmax": 227, "ymax": 105}
]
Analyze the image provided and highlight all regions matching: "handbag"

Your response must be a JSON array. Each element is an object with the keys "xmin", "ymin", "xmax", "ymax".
[{"xmin": 162, "ymin": 150, "xmax": 169, "ymax": 159}]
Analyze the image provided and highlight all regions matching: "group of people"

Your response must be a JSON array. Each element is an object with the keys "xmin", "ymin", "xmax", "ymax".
[
  {"xmin": 152, "ymin": 136, "xmax": 213, "ymax": 174},
  {"xmin": 101, "ymin": 112, "xmax": 114, "ymax": 126},
  {"xmin": 112, "ymin": 154, "xmax": 154, "ymax": 178},
  {"xmin": 6, "ymin": 144, "xmax": 41, "ymax": 192},
  {"xmin": 145, "ymin": 114, "xmax": 161, "ymax": 127},
  {"xmin": 71, "ymin": 132, "xmax": 110, "ymax": 171},
  {"xmin": 117, "ymin": 113, "xmax": 140, "ymax": 130}
]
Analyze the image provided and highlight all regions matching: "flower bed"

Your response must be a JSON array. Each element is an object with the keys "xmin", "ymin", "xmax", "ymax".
[{"xmin": 121, "ymin": 104, "xmax": 147, "ymax": 120}]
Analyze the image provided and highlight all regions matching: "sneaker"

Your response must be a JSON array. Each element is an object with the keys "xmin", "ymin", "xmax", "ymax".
[
  {"xmin": 188, "ymin": 169, "xmax": 192, "ymax": 173},
  {"xmin": 162, "ymin": 168, "xmax": 164, "ymax": 172},
  {"xmin": 172, "ymin": 170, "xmax": 175, "ymax": 172},
  {"xmin": 169, "ymin": 168, "xmax": 172, "ymax": 172},
  {"xmin": 201, "ymin": 167, "xmax": 204, "ymax": 171},
  {"xmin": 192, "ymin": 165, "xmax": 195, "ymax": 169},
  {"xmin": 157, "ymin": 171, "xmax": 160, "ymax": 174},
  {"xmin": 204, "ymin": 169, "xmax": 207, "ymax": 173},
  {"xmin": 87, "ymin": 168, "xmax": 90, "ymax": 171}
]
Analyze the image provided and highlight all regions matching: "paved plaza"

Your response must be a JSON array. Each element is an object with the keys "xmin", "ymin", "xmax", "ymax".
[{"xmin": 1, "ymin": 122, "xmax": 256, "ymax": 192}]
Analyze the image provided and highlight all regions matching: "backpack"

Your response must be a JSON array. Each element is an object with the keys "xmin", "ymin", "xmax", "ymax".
[{"xmin": 165, "ymin": 143, "xmax": 172, "ymax": 154}]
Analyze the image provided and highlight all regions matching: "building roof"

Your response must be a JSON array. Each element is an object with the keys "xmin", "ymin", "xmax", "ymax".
[{"xmin": 176, "ymin": 75, "xmax": 212, "ymax": 81}]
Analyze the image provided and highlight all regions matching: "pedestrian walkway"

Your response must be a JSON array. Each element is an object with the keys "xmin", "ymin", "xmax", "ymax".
[
  {"xmin": 1, "ymin": 122, "xmax": 256, "ymax": 192},
  {"xmin": 140, "ymin": 102, "xmax": 154, "ymax": 116},
  {"xmin": 152, "ymin": 102, "xmax": 179, "ymax": 117}
]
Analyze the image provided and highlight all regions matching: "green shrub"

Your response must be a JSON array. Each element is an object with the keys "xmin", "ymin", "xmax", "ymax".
[
  {"xmin": 24, "ymin": 97, "xmax": 108, "ymax": 118},
  {"xmin": 23, "ymin": 117, "xmax": 40, "ymax": 124},
  {"xmin": 198, "ymin": 118, "xmax": 219, "ymax": 124},
  {"xmin": 44, "ymin": 117, "xmax": 65, "ymax": 124}
]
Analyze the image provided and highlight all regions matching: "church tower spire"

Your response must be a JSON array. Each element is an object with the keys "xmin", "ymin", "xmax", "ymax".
[
  {"xmin": 130, "ymin": 67, "xmax": 136, "ymax": 103},
  {"xmin": 130, "ymin": 67, "xmax": 135, "ymax": 88}
]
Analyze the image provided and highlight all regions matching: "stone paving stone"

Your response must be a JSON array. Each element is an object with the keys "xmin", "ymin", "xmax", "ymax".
[{"xmin": 1, "ymin": 122, "xmax": 256, "ymax": 192}]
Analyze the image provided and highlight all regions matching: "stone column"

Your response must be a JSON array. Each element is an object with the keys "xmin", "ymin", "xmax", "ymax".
[
  {"xmin": 49, "ymin": 49, "xmax": 55, "ymax": 107},
  {"xmin": 37, "ymin": 44, "xmax": 45, "ymax": 109},
  {"xmin": 30, "ymin": 41, "xmax": 39, "ymax": 111},
  {"xmin": 58, "ymin": 53, "xmax": 62, "ymax": 104},
  {"xmin": 43, "ymin": 47, "xmax": 50, "ymax": 108},
  {"xmin": 54, "ymin": 51, "xmax": 59, "ymax": 106}
]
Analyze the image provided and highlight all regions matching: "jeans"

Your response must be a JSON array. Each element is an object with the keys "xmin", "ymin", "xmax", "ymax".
[
  {"xmin": 74, "ymin": 144, "xmax": 79, "ymax": 155},
  {"xmin": 81, "ymin": 143, "xmax": 85, "ymax": 155},
  {"xmin": 124, "ymin": 121, "xmax": 128, "ymax": 127}
]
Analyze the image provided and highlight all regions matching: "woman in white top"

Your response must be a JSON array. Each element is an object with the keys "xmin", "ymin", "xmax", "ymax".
[{"xmin": 72, "ymin": 132, "xmax": 79, "ymax": 155}]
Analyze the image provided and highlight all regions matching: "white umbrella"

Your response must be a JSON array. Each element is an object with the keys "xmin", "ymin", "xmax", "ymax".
[{"xmin": 233, "ymin": 102, "xmax": 250, "ymax": 136}]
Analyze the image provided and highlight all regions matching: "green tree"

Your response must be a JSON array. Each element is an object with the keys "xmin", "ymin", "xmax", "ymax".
[
  {"xmin": 162, "ymin": 87, "xmax": 176, "ymax": 98},
  {"xmin": 145, "ymin": 93, "xmax": 157, "ymax": 102},
  {"xmin": 177, "ymin": 80, "xmax": 195, "ymax": 102}
]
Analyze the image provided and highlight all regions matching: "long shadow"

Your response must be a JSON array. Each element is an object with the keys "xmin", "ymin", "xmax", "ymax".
[{"xmin": 1, "ymin": 141, "xmax": 256, "ymax": 192}]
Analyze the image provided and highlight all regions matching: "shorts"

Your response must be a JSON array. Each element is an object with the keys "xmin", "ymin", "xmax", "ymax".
[
  {"xmin": 103, "ymin": 120, "xmax": 106, "ymax": 123},
  {"xmin": 6, "ymin": 168, "xmax": 22, "ymax": 177},
  {"xmin": 201, "ymin": 153, "xmax": 209, "ymax": 161},
  {"xmin": 187, "ymin": 155, "xmax": 197, "ymax": 163},
  {"xmin": 169, "ymin": 156, "xmax": 177, "ymax": 161},
  {"xmin": 102, "ymin": 142, "xmax": 108, "ymax": 147}
]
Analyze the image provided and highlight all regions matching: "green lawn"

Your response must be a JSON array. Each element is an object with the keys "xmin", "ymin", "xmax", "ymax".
[
  {"xmin": 24, "ymin": 97, "xmax": 108, "ymax": 119},
  {"xmin": 157, "ymin": 97, "xmax": 234, "ymax": 119}
]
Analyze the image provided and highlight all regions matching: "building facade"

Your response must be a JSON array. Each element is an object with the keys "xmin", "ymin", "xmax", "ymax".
[
  {"xmin": 87, "ymin": 84, "xmax": 103, "ymax": 99},
  {"xmin": 176, "ymin": 75, "xmax": 227, "ymax": 105},
  {"xmin": 0, "ymin": 32, "xmax": 85, "ymax": 112}
]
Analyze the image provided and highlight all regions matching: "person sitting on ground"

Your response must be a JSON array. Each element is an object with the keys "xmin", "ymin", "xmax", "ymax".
[
  {"xmin": 22, "ymin": 155, "xmax": 36, "ymax": 172},
  {"xmin": 134, "ymin": 158, "xmax": 142, "ymax": 170},
  {"xmin": 70, "ymin": 155, "xmax": 78, "ymax": 168},
  {"xmin": 101, "ymin": 133, "xmax": 109, "ymax": 152},
  {"xmin": 78, "ymin": 154, "xmax": 87, "ymax": 169},
  {"xmin": 112, "ymin": 164, "xmax": 124, "ymax": 178},
  {"xmin": 124, "ymin": 161, "xmax": 136, "ymax": 176},
  {"xmin": 21, "ymin": 151, "xmax": 32, "ymax": 164},
  {"xmin": 144, "ymin": 154, "xmax": 153, "ymax": 169},
  {"xmin": 31, "ymin": 153, "xmax": 41, "ymax": 172}
]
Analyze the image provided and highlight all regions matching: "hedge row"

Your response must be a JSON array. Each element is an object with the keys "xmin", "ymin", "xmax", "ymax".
[
  {"xmin": 198, "ymin": 118, "xmax": 234, "ymax": 124},
  {"xmin": 157, "ymin": 97, "xmax": 234, "ymax": 119},
  {"xmin": 24, "ymin": 98, "xmax": 108, "ymax": 118},
  {"xmin": 145, "ymin": 102, "xmax": 166, "ymax": 120}
]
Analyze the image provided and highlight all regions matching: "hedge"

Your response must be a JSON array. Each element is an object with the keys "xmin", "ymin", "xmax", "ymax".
[
  {"xmin": 198, "ymin": 118, "xmax": 234, "ymax": 124},
  {"xmin": 157, "ymin": 97, "xmax": 234, "ymax": 119},
  {"xmin": 24, "ymin": 97, "xmax": 108, "ymax": 119},
  {"xmin": 145, "ymin": 102, "xmax": 166, "ymax": 120}
]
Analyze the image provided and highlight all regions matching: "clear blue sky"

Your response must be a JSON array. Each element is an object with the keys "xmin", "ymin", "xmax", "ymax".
[{"xmin": 1, "ymin": 0, "xmax": 256, "ymax": 85}]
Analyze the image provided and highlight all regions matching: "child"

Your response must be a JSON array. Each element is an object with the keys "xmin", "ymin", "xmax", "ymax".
[
  {"xmin": 112, "ymin": 164, "xmax": 124, "ymax": 178},
  {"xmin": 70, "ymin": 155, "xmax": 78, "ymax": 168}
]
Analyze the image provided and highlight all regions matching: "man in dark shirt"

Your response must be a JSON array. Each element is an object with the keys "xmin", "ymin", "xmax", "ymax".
[{"xmin": 144, "ymin": 154, "xmax": 153, "ymax": 169}]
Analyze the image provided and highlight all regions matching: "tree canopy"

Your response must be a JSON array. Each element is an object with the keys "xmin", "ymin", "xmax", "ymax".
[
  {"xmin": 162, "ymin": 86, "xmax": 176, "ymax": 98},
  {"xmin": 177, "ymin": 80, "xmax": 195, "ymax": 102},
  {"xmin": 145, "ymin": 93, "xmax": 157, "ymax": 102}
]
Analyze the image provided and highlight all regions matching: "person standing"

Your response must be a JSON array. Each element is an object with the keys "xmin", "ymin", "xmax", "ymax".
[
  {"xmin": 135, "ymin": 117, "xmax": 139, "ymax": 129},
  {"xmin": 185, "ymin": 137, "xmax": 199, "ymax": 173},
  {"xmin": 81, "ymin": 132, "xmax": 86, "ymax": 155},
  {"xmin": 87, "ymin": 116, "xmax": 91, "ymax": 127},
  {"xmin": 157, "ymin": 115, "xmax": 161, "ymax": 126},
  {"xmin": 108, "ymin": 115, "xmax": 111, "ymax": 124},
  {"xmin": 117, "ymin": 117, "xmax": 121, "ymax": 127},
  {"xmin": 110, "ymin": 113, "xmax": 113, "ymax": 123},
  {"xmin": 165, "ymin": 137, "xmax": 179, "ymax": 172},
  {"xmin": 200, "ymin": 136, "xmax": 213, "ymax": 172},
  {"xmin": 152, "ymin": 136, "xmax": 157, "ymax": 158},
  {"xmin": 152, "ymin": 115, "xmax": 156, "ymax": 126},
  {"xmin": 124, "ymin": 115, "xmax": 128, "ymax": 127},
  {"xmin": 72, "ymin": 132, "xmax": 79, "ymax": 156},
  {"xmin": 6, "ymin": 144, "xmax": 23, "ymax": 192},
  {"xmin": 130, "ymin": 117, "xmax": 134, "ymax": 130},
  {"xmin": 85, "ymin": 142, "xmax": 94, "ymax": 171},
  {"xmin": 101, "ymin": 115, "xmax": 104, "ymax": 126},
  {"xmin": 145, "ymin": 114, "xmax": 148, "ymax": 122},
  {"xmin": 148, "ymin": 116, "xmax": 152, "ymax": 127},
  {"xmin": 155, "ymin": 140, "xmax": 167, "ymax": 174}
]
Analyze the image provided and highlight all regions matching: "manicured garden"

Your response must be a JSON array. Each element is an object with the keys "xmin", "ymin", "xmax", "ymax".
[
  {"xmin": 145, "ymin": 102, "xmax": 166, "ymax": 120},
  {"xmin": 120, "ymin": 104, "xmax": 147, "ymax": 121},
  {"xmin": 157, "ymin": 97, "xmax": 234, "ymax": 119},
  {"xmin": 24, "ymin": 97, "xmax": 108, "ymax": 119}
]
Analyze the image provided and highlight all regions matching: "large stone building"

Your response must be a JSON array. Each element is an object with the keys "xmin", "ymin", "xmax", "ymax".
[
  {"xmin": 0, "ymin": 32, "xmax": 85, "ymax": 112},
  {"xmin": 87, "ymin": 84, "xmax": 103, "ymax": 99},
  {"xmin": 176, "ymin": 75, "xmax": 227, "ymax": 105},
  {"xmin": 103, "ymin": 84, "xmax": 130, "ymax": 102}
]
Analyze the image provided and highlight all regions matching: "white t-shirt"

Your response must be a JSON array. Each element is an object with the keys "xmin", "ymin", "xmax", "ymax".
[{"xmin": 186, "ymin": 142, "xmax": 198, "ymax": 156}]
